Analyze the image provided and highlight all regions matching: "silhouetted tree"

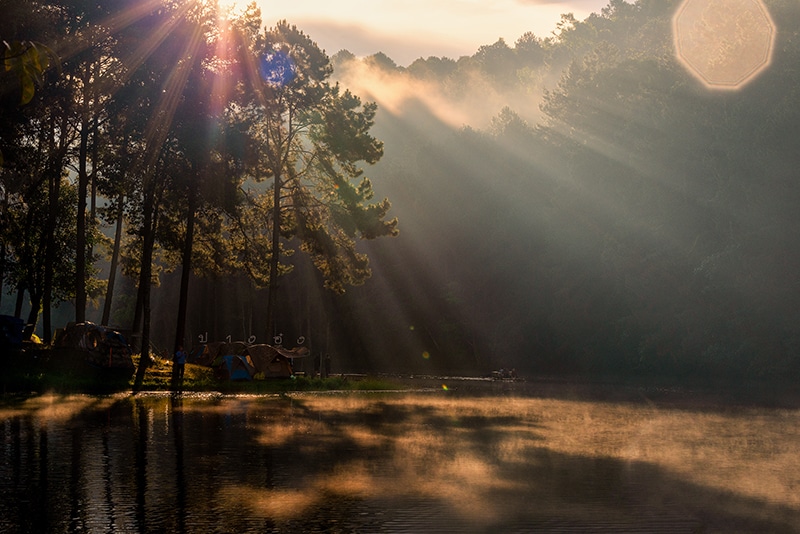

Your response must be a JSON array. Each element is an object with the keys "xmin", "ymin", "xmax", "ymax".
[{"xmin": 234, "ymin": 20, "xmax": 397, "ymax": 337}]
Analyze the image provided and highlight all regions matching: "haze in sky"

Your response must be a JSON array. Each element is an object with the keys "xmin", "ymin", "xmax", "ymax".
[{"xmin": 249, "ymin": 0, "xmax": 611, "ymax": 66}]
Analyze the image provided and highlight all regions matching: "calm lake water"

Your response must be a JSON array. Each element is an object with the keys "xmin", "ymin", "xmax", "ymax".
[{"xmin": 1, "ymin": 382, "xmax": 799, "ymax": 533}]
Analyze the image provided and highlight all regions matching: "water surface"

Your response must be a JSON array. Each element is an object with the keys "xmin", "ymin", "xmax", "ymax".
[{"xmin": 1, "ymin": 386, "xmax": 799, "ymax": 532}]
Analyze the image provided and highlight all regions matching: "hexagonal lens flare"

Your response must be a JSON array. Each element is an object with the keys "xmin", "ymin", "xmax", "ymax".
[{"xmin": 673, "ymin": 0, "xmax": 775, "ymax": 89}]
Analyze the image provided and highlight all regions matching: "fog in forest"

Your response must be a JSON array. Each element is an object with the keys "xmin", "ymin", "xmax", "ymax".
[{"xmin": 4, "ymin": 0, "xmax": 800, "ymax": 382}]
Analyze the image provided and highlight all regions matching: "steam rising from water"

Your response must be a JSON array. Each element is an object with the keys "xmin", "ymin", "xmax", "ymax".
[{"xmin": 3, "ymin": 391, "xmax": 799, "ymax": 531}]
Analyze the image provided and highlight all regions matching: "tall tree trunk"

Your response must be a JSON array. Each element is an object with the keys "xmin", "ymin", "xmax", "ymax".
[
  {"xmin": 132, "ymin": 196, "xmax": 156, "ymax": 392},
  {"xmin": 24, "ymin": 291, "xmax": 42, "ymax": 340},
  {"xmin": 266, "ymin": 172, "xmax": 282, "ymax": 337},
  {"xmin": 0, "ymin": 240, "xmax": 4, "ymax": 309},
  {"xmin": 14, "ymin": 286, "xmax": 25, "ymax": 319},
  {"xmin": 130, "ymin": 189, "xmax": 145, "ymax": 339},
  {"xmin": 173, "ymin": 176, "xmax": 197, "ymax": 354},
  {"xmin": 131, "ymin": 273, "xmax": 145, "ymax": 338},
  {"xmin": 0, "ymin": 190, "xmax": 6, "ymax": 309},
  {"xmin": 40, "ymin": 297, "xmax": 49, "ymax": 342},
  {"xmin": 41, "ymin": 168, "xmax": 61, "ymax": 343},
  {"xmin": 101, "ymin": 195, "xmax": 124, "ymax": 326},
  {"xmin": 75, "ymin": 115, "xmax": 89, "ymax": 323},
  {"xmin": 75, "ymin": 35, "xmax": 100, "ymax": 325},
  {"xmin": 88, "ymin": 113, "xmax": 99, "ymax": 304},
  {"xmin": 41, "ymin": 113, "xmax": 66, "ymax": 343}
]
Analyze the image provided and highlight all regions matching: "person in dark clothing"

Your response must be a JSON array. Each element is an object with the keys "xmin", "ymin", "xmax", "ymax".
[{"xmin": 173, "ymin": 345, "xmax": 187, "ymax": 389}]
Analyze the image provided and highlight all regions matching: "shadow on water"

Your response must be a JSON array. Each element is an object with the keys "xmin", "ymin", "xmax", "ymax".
[{"xmin": 0, "ymin": 391, "xmax": 798, "ymax": 533}]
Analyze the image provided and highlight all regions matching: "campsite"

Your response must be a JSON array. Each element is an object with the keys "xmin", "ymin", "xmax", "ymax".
[
  {"xmin": 1, "ymin": 321, "xmax": 387, "ymax": 394},
  {"xmin": 2, "ymin": 314, "xmax": 320, "ymax": 389},
  {"xmin": 197, "ymin": 342, "xmax": 310, "ymax": 380}
]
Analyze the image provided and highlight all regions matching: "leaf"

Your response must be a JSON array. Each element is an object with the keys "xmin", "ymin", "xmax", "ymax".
[
  {"xmin": 30, "ymin": 41, "xmax": 54, "ymax": 72},
  {"xmin": 4, "ymin": 41, "xmax": 18, "ymax": 72},
  {"xmin": 2, "ymin": 41, "xmax": 58, "ymax": 105},
  {"xmin": 19, "ymin": 74, "xmax": 35, "ymax": 105}
]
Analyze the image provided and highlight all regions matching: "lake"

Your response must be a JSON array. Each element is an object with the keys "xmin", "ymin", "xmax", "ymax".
[{"xmin": 1, "ymin": 380, "xmax": 799, "ymax": 532}]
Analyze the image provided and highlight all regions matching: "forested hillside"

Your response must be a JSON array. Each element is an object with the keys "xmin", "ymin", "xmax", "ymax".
[
  {"xmin": 3, "ymin": 0, "xmax": 800, "ymax": 381},
  {"xmin": 328, "ymin": 0, "xmax": 800, "ymax": 378}
]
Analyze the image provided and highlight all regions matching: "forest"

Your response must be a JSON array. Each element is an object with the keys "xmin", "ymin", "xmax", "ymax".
[{"xmin": 3, "ymin": 0, "xmax": 800, "ymax": 382}]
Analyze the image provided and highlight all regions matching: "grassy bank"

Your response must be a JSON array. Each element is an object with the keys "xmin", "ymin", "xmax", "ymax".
[{"xmin": 1, "ymin": 347, "xmax": 403, "ymax": 395}]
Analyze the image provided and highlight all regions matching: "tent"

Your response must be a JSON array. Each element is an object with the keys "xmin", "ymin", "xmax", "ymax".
[
  {"xmin": 52, "ymin": 322, "xmax": 134, "ymax": 371},
  {"xmin": 192, "ymin": 341, "xmax": 248, "ymax": 366},
  {"xmin": 246, "ymin": 344, "xmax": 309, "ymax": 378},
  {"xmin": 194, "ymin": 340, "xmax": 309, "ymax": 379},
  {"xmin": 213, "ymin": 354, "xmax": 256, "ymax": 381}
]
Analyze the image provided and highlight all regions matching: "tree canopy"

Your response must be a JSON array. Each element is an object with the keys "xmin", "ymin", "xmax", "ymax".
[{"xmin": 1, "ymin": 0, "xmax": 397, "ymax": 377}]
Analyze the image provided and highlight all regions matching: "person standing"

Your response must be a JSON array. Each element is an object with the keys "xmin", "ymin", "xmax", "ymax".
[{"xmin": 173, "ymin": 345, "xmax": 187, "ymax": 390}]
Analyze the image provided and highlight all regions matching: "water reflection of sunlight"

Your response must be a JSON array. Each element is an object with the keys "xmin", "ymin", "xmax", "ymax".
[
  {"xmin": 0, "ymin": 394, "xmax": 115, "ymax": 423},
  {"xmin": 241, "ymin": 394, "xmax": 800, "ymax": 518},
  {"xmin": 3, "ymin": 393, "xmax": 800, "ymax": 530},
  {"xmin": 238, "ymin": 395, "xmax": 542, "ymax": 524},
  {"xmin": 220, "ymin": 485, "xmax": 316, "ymax": 521}
]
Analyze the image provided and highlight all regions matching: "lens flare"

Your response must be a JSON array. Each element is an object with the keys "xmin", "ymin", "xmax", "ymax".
[
  {"xmin": 673, "ymin": 0, "xmax": 775, "ymax": 89},
  {"xmin": 260, "ymin": 51, "xmax": 296, "ymax": 86},
  {"xmin": 422, "ymin": 351, "xmax": 430, "ymax": 360}
]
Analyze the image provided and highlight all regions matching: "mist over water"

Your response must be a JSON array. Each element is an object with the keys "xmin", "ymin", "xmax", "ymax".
[{"xmin": 2, "ymin": 389, "xmax": 799, "ymax": 532}]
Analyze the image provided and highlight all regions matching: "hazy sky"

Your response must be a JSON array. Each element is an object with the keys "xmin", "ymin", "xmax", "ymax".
[{"xmin": 248, "ymin": 0, "xmax": 611, "ymax": 66}]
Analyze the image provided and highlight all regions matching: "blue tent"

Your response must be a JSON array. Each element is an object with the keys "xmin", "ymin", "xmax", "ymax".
[{"xmin": 214, "ymin": 354, "xmax": 256, "ymax": 381}]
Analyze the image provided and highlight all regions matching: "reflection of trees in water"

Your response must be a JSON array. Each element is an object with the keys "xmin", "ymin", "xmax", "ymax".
[
  {"xmin": 0, "ymin": 393, "xmax": 798, "ymax": 532},
  {"xmin": 171, "ymin": 395, "xmax": 186, "ymax": 534},
  {"xmin": 134, "ymin": 398, "xmax": 147, "ymax": 532}
]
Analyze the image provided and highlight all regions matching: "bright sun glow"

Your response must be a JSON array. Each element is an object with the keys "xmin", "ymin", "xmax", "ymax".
[
  {"xmin": 253, "ymin": 0, "xmax": 606, "ymax": 66},
  {"xmin": 216, "ymin": 0, "xmax": 246, "ymax": 17}
]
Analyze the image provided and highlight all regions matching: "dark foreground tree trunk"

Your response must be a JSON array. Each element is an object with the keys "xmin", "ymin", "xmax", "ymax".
[
  {"xmin": 41, "ymin": 164, "xmax": 61, "ymax": 344},
  {"xmin": 14, "ymin": 287, "xmax": 25, "ymax": 319},
  {"xmin": 132, "ymin": 194, "xmax": 157, "ymax": 392},
  {"xmin": 173, "ymin": 179, "xmax": 197, "ymax": 352},
  {"xmin": 266, "ymin": 172, "xmax": 282, "ymax": 338},
  {"xmin": 75, "ymin": 117, "xmax": 90, "ymax": 324},
  {"xmin": 101, "ymin": 195, "xmax": 124, "ymax": 326},
  {"xmin": 24, "ymin": 292, "xmax": 42, "ymax": 340}
]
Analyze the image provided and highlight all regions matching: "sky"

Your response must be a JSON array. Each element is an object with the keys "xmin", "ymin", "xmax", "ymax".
[{"xmin": 246, "ymin": 0, "xmax": 612, "ymax": 66}]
